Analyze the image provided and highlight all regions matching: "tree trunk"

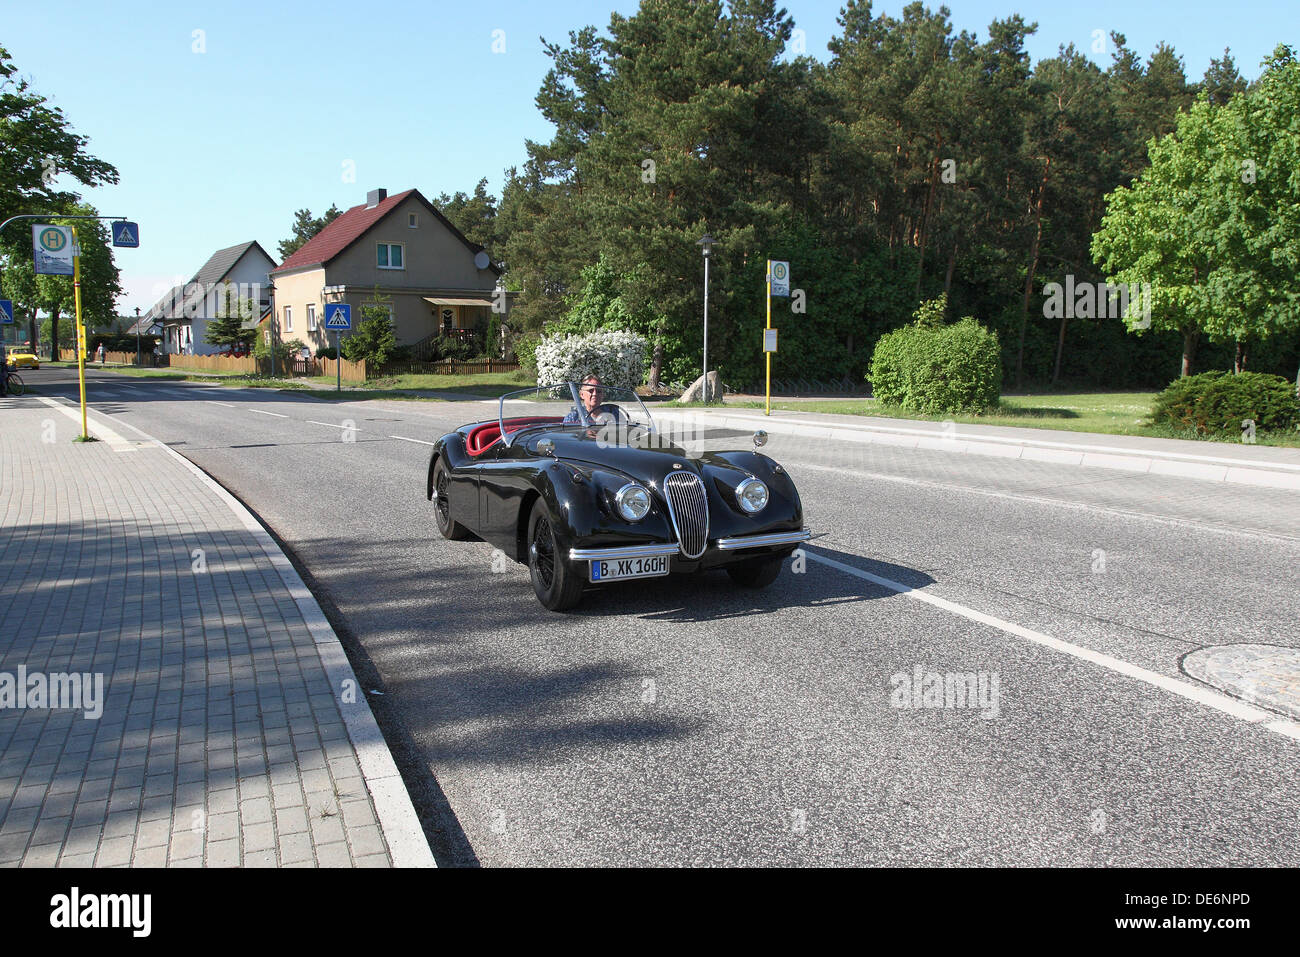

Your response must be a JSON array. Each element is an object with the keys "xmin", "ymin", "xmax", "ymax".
[
  {"xmin": 49, "ymin": 305, "xmax": 60, "ymax": 359},
  {"xmin": 1233, "ymin": 339, "xmax": 1247, "ymax": 373},
  {"xmin": 1015, "ymin": 158, "xmax": 1050, "ymax": 390},
  {"xmin": 1052, "ymin": 314, "xmax": 1068, "ymax": 385},
  {"xmin": 1180, "ymin": 328, "xmax": 1199, "ymax": 377},
  {"xmin": 647, "ymin": 338, "xmax": 663, "ymax": 392},
  {"xmin": 943, "ymin": 240, "xmax": 958, "ymax": 297}
]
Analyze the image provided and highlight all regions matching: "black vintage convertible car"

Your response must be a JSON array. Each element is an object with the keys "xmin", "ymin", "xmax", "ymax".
[{"xmin": 426, "ymin": 381, "xmax": 811, "ymax": 610}]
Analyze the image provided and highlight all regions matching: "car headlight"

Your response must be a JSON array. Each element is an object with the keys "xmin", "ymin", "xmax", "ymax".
[
  {"xmin": 614, "ymin": 483, "xmax": 652, "ymax": 522},
  {"xmin": 736, "ymin": 477, "xmax": 769, "ymax": 514}
]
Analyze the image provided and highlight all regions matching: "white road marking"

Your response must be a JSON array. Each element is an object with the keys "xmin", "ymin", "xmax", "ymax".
[
  {"xmin": 248, "ymin": 409, "xmax": 288, "ymax": 417},
  {"xmin": 805, "ymin": 548, "xmax": 1300, "ymax": 742},
  {"xmin": 793, "ymin": 461, "xmax": 1300, "ymax": 545},
  {"xmin": 306, "ymin": 419, "xmax": 358, "ymax": 430},
  {"xmin": 389, "ymin": 435, "xmax": 435, "ymax": 446},
  {"xmin": 210, "ymin": 401, "xmax": 237, "ymax": 408}
]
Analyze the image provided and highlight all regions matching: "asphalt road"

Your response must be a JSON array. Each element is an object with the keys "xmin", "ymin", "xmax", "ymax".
[{"xmin": 22, "ymin": 366, "xmax": 1300, "ymax": 866}]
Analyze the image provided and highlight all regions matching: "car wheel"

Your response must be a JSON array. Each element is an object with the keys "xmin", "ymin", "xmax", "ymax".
[
  {"xmin": 527, "ymin": 498, "xmax": 584, "ymax": 611},
  {"xmin": 432, "ymin": 458, "xmax": 468, "ymax": 540},
  {"xmin": 726, "ymin": 556, "xmax": 783, "ymax": 588}
]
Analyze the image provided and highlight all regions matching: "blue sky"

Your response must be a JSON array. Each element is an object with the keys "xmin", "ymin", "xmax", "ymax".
[{"xmin": 3, "ymin": 0, "xmax": 1295, "ymax": 313}]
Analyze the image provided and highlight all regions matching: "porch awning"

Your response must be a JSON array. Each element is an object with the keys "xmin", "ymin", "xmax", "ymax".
[{"xmin": 423, "ymin": 296, "xmax": 494, "ymax": 308}]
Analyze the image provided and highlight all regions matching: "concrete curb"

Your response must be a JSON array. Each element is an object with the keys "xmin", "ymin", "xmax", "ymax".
[
  {"xmin": 653, "ymin": 409, "xmax": 1300, "ymax": 491},
  {"xmin": 38, "ymin": 397, "xmax": 437, "ymax": 868}
]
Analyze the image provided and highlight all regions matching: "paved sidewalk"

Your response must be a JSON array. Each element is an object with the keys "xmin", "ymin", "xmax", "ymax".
[
  {"xmin": 0, "ymin": 398, "xmax": 433, "ymax": 867},
  {"xmin": 656, "ymin": 405, "xmax": 1300, "ymax": 490}
]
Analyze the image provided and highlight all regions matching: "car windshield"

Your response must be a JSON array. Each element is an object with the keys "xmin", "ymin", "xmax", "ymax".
[{"xmin": 498, "ymin": 382, "xmax": 656, "ymax": 446}]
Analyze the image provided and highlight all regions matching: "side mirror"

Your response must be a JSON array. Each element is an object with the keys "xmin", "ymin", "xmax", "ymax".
[
  {"xmin": 537, "ymin": 439, "xmax": 556, "ymax": 457},
  {"xmin": 752, "ymin": 430, "xmax": 768, "ymax": 448}
]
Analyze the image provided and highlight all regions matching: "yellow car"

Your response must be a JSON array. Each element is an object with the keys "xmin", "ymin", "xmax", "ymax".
[{"xmin": 5, "ymin": 352, "xmax": 39, "ymax": 369}]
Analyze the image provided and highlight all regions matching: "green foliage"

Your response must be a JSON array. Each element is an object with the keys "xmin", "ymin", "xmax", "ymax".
[
  {"xmin": 203, "ymin": 285, "xmax": 257, "ymax": 351},
  {"xmin": 277, "ymin": 205, "xmax": 342, "ymax": 260},
  {"xmin": 1149, "ymin": 371, "xmax": 1300, "ymax": 436},
  {"xmin": 340, "ymin": 300, "xmax": 397, "ymax": 366},
  {"xmin": 869, "ymin": 302, "xmax": 1002, "ymax": 414},
  {"xmin": 253, "ymin": 332, "xmax": 295, "ymax": 365},
  {"xmin": 1092, "ymin": 47, "xmax": 1300, "ymax": 375},
  {"xmin": 512, "ymin": 333, "xmax": 541, "ymax": 376},
  {"xmin": 0, "ymin": 45, "xmax": 119, "ymax": 223}
]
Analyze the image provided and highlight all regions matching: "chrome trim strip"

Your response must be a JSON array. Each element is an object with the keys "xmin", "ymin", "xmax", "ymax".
[
  {"xmin": 714, "ymin": 529, "xmax": 812, "ymax": 551},
  {"xmin": 569, "ymin": 543, "xmax": 681, "ymax": 561}
]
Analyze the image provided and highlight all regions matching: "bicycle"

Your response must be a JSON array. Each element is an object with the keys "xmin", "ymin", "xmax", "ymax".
[{"xmin": 2, "ymin": 370, "xmax": 23, "ymax": 396}]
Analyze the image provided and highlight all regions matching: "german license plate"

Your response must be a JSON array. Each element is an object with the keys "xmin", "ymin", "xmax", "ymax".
[{"xmin": 589, "ymin": 555, "xmax": 670, "ymax": 582}]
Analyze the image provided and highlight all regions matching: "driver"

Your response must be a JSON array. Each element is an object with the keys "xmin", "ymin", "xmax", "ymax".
[{"xmin": 563, "ymin": 375, "xmax": 624, "ymax": 425}]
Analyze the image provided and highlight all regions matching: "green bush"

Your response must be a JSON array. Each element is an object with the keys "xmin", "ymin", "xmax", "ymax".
[
  {"xmin": 867, "ymin": 327, "xmax": 910, "ymax": 406},
  {"xmin": 340, "ymin": 313, "xmax": 397, "ymax": 366},
  {"xmin": 868, "ymin": 301, "xmax": 1002, "ymax": 414},
  {"xmin": 512, "ymin": 334, "xmax": 540, "ymax": 376},
  {"xmin": 1149, "ymin": 371, "xmax": 1300, "ymax": 436}
]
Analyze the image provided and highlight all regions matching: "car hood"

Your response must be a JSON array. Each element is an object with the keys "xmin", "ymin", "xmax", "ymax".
[{"xmin": 536, "ymin": 430, "xmax": 708, "ymax": 483}]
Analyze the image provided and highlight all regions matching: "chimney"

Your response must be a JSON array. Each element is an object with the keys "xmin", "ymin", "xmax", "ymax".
[{"xmin": 365, "ymin": 188, "xmax": 388, "ymax": 209}]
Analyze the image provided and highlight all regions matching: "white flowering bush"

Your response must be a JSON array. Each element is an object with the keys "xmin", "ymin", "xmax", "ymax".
[{"xmin": 533, "ymin": 329, "xmax": 647, "ymax": 391}]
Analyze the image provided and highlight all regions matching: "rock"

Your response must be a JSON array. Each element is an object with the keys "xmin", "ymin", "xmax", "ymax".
[{"xmin": 680, "ymin": 370, "xmax": 722, "ymax": 403}]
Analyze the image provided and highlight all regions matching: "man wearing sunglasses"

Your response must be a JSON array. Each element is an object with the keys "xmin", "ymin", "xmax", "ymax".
[{"xmin": 563, "ymin": 375, "xmax": 625, "ymax": 425}]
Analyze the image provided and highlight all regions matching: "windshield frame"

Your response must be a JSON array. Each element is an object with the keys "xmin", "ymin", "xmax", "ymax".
[{"xmin": 498, "ymin": 382, "xmax": 657, "ymax": 448}]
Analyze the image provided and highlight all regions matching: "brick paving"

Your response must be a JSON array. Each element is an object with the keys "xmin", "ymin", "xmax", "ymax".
[{"xmin": 0, "ymin": 399, "xmax": 429, "ymax": 867}]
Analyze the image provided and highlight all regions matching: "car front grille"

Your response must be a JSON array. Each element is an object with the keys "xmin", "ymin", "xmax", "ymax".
[{"xmin": 662, "ymin": 471, "xmax": 708, "ymax": 559}]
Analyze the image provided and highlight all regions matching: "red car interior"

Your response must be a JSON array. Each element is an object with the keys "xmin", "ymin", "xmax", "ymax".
[{"xmin": 466, "ymin": 416, "xmax": 564, "ymax": 456}]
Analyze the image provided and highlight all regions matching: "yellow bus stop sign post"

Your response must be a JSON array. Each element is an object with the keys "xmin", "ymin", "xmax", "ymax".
[
  {"xmin": 765, "ymin": 260, "xmax": 790, "ymax": 416},
  {"xmin": 72, "ymin": 226, "xmax": 88, "ymax": 439}
]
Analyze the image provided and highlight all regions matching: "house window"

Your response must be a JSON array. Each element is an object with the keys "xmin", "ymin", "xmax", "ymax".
[
  {"xmin": 408, "ymin": 213, "xmax": 418, "ymax": 228},
  {"xmin": 284, "ymin": 305, "xmax": 292, "ymax": 332},
  {"xmin": 307, "ymin": 303, "xmax": 317, "ymax": 331},
  {"xmin": 377, "ymin": 243, "xmax": 404, "ymax": 269}
]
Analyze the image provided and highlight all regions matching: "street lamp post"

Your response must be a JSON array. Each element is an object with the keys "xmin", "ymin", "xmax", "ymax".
[
  {"xmin": 696, "ymin": 234, "xmax": 715, "ymax": 403},
  {"xmin": 266, "ymin": 275, "xmax": 276, "ymax": 379}
]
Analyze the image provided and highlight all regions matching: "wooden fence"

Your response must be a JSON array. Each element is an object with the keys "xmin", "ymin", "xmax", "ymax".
[
  {"xmin": 60, "ymin": 348, "xmax": 368, "ymax": 385},
  {"xmin": 377, "ymin": 359, "xmax": 520, "ymax": 376}
]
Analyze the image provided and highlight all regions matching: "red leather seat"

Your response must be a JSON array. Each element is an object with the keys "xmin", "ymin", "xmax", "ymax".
[{"xmin": 465, "ymin": 416, "xmax": 563, "ymax": 456}]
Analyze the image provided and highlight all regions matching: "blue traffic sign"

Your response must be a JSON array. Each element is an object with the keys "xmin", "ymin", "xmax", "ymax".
[
  {"xmin": 111, "ymin": 221, "xmax": 140, "ymax": 248},
  {"xmin": 0, "ymin": 300, "xmax": 12, "ymax": 324},
  {"xmin": 323, "ymin": 303, "xmax": 352, "ymax": 330}
]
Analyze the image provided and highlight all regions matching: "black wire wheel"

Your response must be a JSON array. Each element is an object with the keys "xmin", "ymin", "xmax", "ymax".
[
  {"xmin": 527, "ymin": 498, "xmax": 584, "ymax": 611},
  {"xmin": 4, "ymin": 372, "xmax": 24, "ymax": 396},
  {"xmin": 432, "ymin": 458, "xmax": 468, "ymax": 540}
]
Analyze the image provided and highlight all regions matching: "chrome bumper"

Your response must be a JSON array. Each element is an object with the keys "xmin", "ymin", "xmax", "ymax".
[
  {"xmin": 714, "ymin": 528, "xmax": 811, "ymax": 551},
  {"xmin": 569, "ymin": 543, "xmax": 681, "ymax": 562},
  {"xmin": 569, "ymin": 528, "xmax": 810, "ymax": 562}
]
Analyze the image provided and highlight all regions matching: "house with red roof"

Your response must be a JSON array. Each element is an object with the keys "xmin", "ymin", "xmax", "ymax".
[{"xmin": 269, "ymin": 188, "xmax": 502, "ymax": 356}]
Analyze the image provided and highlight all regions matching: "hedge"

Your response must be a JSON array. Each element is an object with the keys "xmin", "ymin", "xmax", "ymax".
[
  {"xmin": 868, "ymin": 316, "xmax": 1002, "ymax": 414},
  {"xmin": 1149, "ymin": 371, "xmax": 1300, "ymax": 436},
  {"xmin": 534, "ymin": 329, "xmax": 647, "ymax": 391}
]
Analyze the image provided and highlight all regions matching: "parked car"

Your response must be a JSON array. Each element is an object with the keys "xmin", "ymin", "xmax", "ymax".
[
  {"xmin": 426, "ymin": 382, "xmax": 811, "ymax": 610},
  {"xmin": 5, "ymin": 352, "xmax": 39, "ymax": 370}
]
